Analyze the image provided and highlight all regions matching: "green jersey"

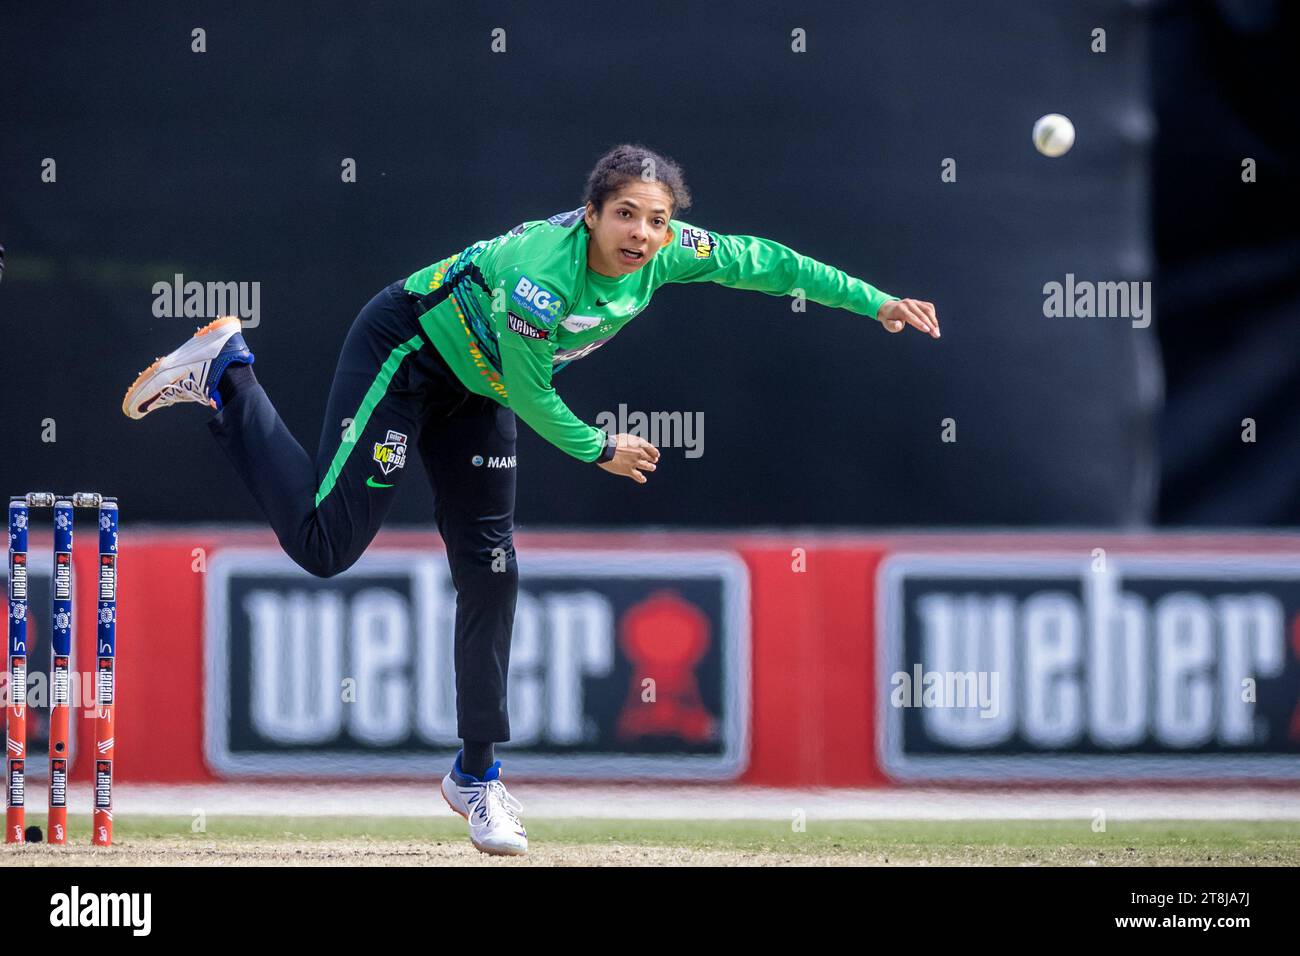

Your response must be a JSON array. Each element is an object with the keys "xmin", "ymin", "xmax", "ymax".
[{"xmin": 404, "ymin": 208, "xmax": 896, "ymax": 462}]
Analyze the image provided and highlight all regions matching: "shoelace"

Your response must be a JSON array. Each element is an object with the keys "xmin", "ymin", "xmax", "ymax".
[
  {"xmin": 470, "ymin": 780, "xmax": 525, "ymax": 831},
  {"xmin": 152, "ymin": 372, "xmax": 210, "ymax": 409}
]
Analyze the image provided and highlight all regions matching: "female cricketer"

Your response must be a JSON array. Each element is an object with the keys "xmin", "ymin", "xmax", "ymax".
[{"xmin": 122, "ymin": 144, "xmax": 940, "ymax": 855}]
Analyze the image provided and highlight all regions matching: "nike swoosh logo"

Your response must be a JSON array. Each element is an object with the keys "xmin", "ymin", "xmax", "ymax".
[
  {"xmin": 366, "ymin": 476, "xmax": 394, "ymax": 489},
  {"xmin": 594, "ymin": 298, "xmax": 610, "ymax": 307}
]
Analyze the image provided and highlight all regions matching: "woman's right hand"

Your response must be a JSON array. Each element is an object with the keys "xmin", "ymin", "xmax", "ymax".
[
  {"xmin": 878, "ymin": 298, "xmax": 940, "ymax": 338},
  {"xmin": 597, "ymin": 433, "xmax": 660, "ymax": 484}
]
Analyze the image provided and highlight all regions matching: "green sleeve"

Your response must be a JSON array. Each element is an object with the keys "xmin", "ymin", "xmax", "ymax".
[
  {"xmin": 481, "ymin": 223, "xmax": 606, "ymax": 462},
  {"xmin": 497, "ymin": 329, "xmax": 608, "ymax": 461},
  {"xmin": 656, "ymin": 222, "xmax": 898, "ymax": 319}
]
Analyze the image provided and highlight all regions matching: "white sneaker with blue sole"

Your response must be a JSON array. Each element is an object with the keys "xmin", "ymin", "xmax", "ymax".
[
  {"xmin": 122, "ymin": 315, "xmax": 254, "ymax": 419},
  {"xmin": 441, "ymin": 751, "xmax": 529, "ymax": 856}
]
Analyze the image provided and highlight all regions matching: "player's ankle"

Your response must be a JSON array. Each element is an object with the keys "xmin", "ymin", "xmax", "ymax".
[
  {"xmin": 216, "ymin": 361, "xmax": 257, "ymax": 404},
  {"xmin": 461, "ymin": 740, "xmax": 495, "ymax": 779}
]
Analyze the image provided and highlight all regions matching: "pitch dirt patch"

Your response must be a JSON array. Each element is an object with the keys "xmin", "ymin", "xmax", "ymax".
[{"xmin": 3, "ymin": 837, "xmax": 1294, "ymax": 867}]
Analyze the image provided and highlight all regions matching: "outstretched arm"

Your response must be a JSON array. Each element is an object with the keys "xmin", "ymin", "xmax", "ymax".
[
  {"xmin": 657, "ymin": 223, "xmax": 939, "ymax": 338},
  {"xmin": 497, "ymin": 316, "xmax": 661, "ymax": 479},
  {"xmin": 497, "ymin": 323, "xmax": 608, "ymax": 462}
]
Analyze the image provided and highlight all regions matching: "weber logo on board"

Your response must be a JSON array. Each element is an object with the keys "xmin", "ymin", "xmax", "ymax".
[
  {"xmin": 204, "ymin": 549, "xmax": 750, "ymax": 779},
  {"xmin": 878, "ymin": 554, "xmax": 1300, "ymax": 781}
]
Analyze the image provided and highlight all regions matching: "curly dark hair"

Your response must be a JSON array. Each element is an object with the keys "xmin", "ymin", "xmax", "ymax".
[{"xmin": 582, "ymin": 144, "xmax": 692, "ymax": 216}]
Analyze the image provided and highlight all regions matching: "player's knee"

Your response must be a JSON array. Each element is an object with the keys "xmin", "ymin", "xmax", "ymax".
[
  {"xmin": 448, "ymin": 538, "xmax": 517, "ymax": 590},
  {"xmin": 304, "ymin": 558, "xmax": 348, "ymax": 579},
  {"xmin": 478, "ymin": 543, "xmax": 518, "ymax": 583},
  {"xmin": 288, "ymin": 537, "xmax": 362, "ymax": 579},
  {"xmin": 295, "ymin": 554, "xmax": 345, "ymax": 579}
]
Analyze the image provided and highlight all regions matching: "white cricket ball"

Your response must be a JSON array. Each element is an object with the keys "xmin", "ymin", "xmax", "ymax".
[{"xmin": 1032, "ymin": 113, "xmax": 1075, "ymax": 157}]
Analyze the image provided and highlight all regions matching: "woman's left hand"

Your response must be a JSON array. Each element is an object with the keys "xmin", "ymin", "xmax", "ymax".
[{"xmin": 878, "ymin": 298, "xmax": 940, "ymax": 338}]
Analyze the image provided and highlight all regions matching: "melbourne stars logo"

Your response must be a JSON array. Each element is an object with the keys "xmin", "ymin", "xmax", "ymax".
[{"xmin": 369, "ymin": 429, "xmax": 407, "ymax": 488}]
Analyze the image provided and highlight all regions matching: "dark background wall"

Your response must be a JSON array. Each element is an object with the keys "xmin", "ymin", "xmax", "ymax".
[
  {"xmin": 2, "ymin": 2, "xmax": 1159, "ymax": 527},
  {"xmin": 1152, "ymin": 0, "xmax": 1300, "ymax": 526}
]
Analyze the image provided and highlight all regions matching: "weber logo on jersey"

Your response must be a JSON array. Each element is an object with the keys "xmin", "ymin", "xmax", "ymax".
[
  {"xmin": 204, "ymin": 549, "xmax": 750, "ymax": 779},
  {"xmin": 679, "ymin": 226, "xmax": 715, "ymax": 259},
  {"xmin": 877, "ymin": 554, "xmax": 1300, "ymax": 782},
  {"xmin": 507, "ymin": 311, "xmax": 548, "ymax": 340},
  {"xmin": 511, "ymin": 275, "xmax": 564, "ymax": 325}
]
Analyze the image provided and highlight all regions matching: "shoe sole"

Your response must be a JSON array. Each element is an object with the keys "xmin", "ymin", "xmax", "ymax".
[
  {"xmin": 121, "ymin": 315, "xmax": 242, "ymax": 418},
  {"xmin": 440, "ymin": 780, "xmax": 528, "ymax": 857}
]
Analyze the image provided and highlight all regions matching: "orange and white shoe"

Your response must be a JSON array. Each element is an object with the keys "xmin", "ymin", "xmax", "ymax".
[
  {"xmin": 121, "ymin": 316, "xmax": 254, "ymax": 419},
  {"xmin": 440, "ymin": 751, "xmax": 529, "ymax": 856}
]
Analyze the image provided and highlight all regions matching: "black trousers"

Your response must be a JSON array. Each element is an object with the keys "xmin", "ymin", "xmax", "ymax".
[{"xmin": 208, "ymin": 280, "xmax": 518, "ymax": 741}]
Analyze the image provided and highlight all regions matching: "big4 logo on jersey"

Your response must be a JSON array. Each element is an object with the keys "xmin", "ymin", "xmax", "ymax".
[{"xmin": 511, "ymin": 275, "xmax": 565, "ymax": 325}]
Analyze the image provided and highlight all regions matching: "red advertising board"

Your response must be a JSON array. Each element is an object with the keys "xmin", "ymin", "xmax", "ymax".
[{"xmin": 7, "ymin": 529, "xmax": 1297, "ymax": 786}]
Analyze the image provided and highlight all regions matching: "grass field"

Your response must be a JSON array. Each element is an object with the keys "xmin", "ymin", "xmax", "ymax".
[{"xmin": 3, "ymin": 816, "xmax": 1297, "ymax": 866}]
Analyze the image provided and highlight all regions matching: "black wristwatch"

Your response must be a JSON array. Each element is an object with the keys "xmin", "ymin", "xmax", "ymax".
[{"xmin": 595, "ymin": 435, "xmax": 617, "ymax": 463}]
